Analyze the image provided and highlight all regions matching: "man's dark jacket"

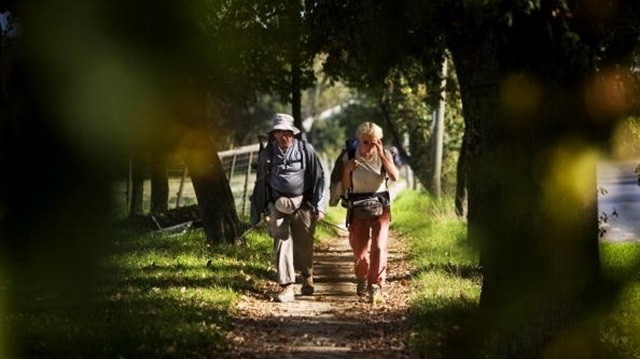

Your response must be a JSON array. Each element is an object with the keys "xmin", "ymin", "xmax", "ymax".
[{"xmin": 250, "ymin": 138, "xmax": 325, "ymax": 226}]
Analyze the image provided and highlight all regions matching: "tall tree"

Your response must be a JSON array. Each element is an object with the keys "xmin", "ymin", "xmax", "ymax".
[
  {"xmin": 308, "ymin": 0, "xmax": 640, "ymax": 356},
  {"xmin": 181, "ymin": 89, "xmax": 243, "ymax": 245}
]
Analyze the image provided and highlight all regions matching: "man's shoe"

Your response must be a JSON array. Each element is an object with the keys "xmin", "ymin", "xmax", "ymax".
[
  {"xmin": 356, "ymin": 278, "xmax": 367, "ymax": 296},
  {"xmin": 369, "ymin": 284, "xmax": 383, "ymax": 304},
  {"xmin": 301, "ymin": 276, "xmax": 315, "ymax": 296},
  {"xmin": 275, "ymin": 284, "xmax": 294, "ymax": 302}
]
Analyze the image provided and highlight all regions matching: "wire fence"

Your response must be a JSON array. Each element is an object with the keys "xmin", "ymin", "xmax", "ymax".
[
  {"xmin": 115, "ymin": 142, "xmax": 415, "ymax": 219},
  {"xmin": 219, "ymin": 144, "xmax": 260, "ymax": 218}
]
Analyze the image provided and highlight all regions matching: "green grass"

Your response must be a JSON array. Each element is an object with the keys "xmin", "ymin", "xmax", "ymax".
[
  {"xmin": 5, "ymin": 191, "xmax": 638, "ymax": 358},
  {"xmin": 598, "ymin": 242, "xmax": 640, "ymax": 358},
  {"xmin": 1, "ymin": 205, "xmax": 341, "ymax": 359},
  {"xmin": 393, "ymin": 190, "xmax": 640, "ymax": 358},
  {"xmin": 391, "ymin": 190, "xmax": 480, "ymax": 358},
  {"xmin": 3, "ymin": 228, "xmax": 274, "ymax": 358}
]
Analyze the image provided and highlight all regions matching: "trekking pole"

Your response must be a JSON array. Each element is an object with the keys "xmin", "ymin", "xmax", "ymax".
[
  {"xmin": 233, "ymin": 217, "xmax": 266, "ymax": 245},
  {"xmin": 318, "ymin": 219, "xmax": 349, "ymax": 232}
]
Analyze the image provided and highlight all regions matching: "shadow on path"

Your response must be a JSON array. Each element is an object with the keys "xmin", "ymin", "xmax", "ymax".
[{"xmin": 222, "ymin": 231, "xmax": 414, "ymax": 359}]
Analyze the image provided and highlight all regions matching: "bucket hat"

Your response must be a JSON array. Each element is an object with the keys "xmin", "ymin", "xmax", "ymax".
[{"xmin": 270, "ymin": 113, "xmax": 300, "ymax": 135}]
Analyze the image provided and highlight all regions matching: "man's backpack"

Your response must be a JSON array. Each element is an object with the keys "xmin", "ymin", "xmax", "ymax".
[{"xmin": 250, "ymin": 132, "xmax": 310, "ymax": 225}]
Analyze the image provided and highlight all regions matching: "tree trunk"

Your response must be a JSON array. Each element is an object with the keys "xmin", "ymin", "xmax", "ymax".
[
  {"xmin": 283, "ymin": 0, "xmax": 304, "ymax": 133},
  {"xmin": 150, "ymin": 151, "xmax": 169, "ymax": 214},
  {"xmin": 182, "ymin": 90, "xmax": 241, "ymax": 246},
  {"xmin": 449, "ymin": 27, "xmax": 601, "ymax": 358},
  {"xmin": 129, "ymin": 155, "xmax": 145, "ymax": 217},
  {"xmin": 185, "ymin": 150, "xmax": 241, "ymax": 246},
  {"xmin": 428, "ymin": 57, "xmax": 447, "ymax": 198},
  {"xmin": 454, "ymin": 130, "xmax": 468, "ymax": 217},
  {"xmin": 291, "ymin": 63, "xmax": 303, "ymax": 132},
  {"xmin": 289, "ymin": 3, "xmax": 303, "ymax": 134}
]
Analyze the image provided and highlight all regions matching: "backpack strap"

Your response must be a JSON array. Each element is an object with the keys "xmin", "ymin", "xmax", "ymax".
[
  {"xmin": 265, "ymin": 140, "xmax": 274, "ymax": 204},
  {"xmin": 299, "ymin": 137, "xmax": 307, "ymax": 171},
  {"xmin": 347, "ymin": 146, "xmax": 356, "ymax": 160}
]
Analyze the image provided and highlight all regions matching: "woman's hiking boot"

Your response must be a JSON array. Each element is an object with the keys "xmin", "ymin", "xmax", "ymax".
[
  {"xmin": 301, "ymin": 276, "xmax": 315, "ymax": 296},
  {"xmin": 275, "ymin": 284, "xmax": 294, "ymax": 302},
  {"xmin": 369, "ymin": 284, "xmax": 383, "ymax": 304},
  {"xmin": 356, "ymin": 278, "xmax": 367, "ymax": 296}
]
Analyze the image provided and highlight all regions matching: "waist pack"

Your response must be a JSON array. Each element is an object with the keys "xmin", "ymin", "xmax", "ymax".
[
  {"xmin": 350, "ymin": 198, "xmax": 384, "ymax": 219},
  {"xmin": 274, "ymin": 195, "xmax": 303, "ymax": 214}
]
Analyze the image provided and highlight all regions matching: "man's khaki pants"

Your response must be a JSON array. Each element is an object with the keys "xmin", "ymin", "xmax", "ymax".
[{"xmin": 267, "ymin": 203, "xmax": 316, "ymax": 285}]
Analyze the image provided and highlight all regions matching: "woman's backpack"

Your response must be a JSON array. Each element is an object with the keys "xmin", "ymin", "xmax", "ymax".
[{"xmin": 328, "ymin": 138, "xmax": 359, "ymax": 206}]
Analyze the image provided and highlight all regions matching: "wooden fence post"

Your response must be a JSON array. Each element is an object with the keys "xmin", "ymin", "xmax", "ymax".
[
  {"xmin": 227, "ymin": 154, "xmax": 237, "ymax": 181},
  {"xmin": 241, "ymin": 151, "xmax": 254, "ymax": 217},
  {"xmin": 176, "ymin": 166, "xmax": 188, "ymax": 208}
]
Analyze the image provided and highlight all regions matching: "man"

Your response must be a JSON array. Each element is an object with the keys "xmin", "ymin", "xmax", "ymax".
[{"xmin": 250, "ymin": 113, "xmax": 326, "ymax": 302}]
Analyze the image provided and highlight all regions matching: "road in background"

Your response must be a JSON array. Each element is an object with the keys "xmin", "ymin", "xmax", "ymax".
[{"xmin": 598, "ymin": 160, "xmax": 640, "ymax": 242}]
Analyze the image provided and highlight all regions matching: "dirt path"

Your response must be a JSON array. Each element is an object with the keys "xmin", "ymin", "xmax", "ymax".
[{"xmin": 222, "ymin": 229, "xmax": 414, "ymax": 359}]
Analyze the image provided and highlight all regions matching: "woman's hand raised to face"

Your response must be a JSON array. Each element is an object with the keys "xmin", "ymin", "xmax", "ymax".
[{"xmin": 373, "ymin": 138, "xmax": 385, "ymax": 157}]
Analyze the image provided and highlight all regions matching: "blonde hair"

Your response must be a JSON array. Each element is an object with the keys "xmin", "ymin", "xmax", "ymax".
[{"xmin": 355, "ymin": 122, "xmax": 383, "ymax": 140}]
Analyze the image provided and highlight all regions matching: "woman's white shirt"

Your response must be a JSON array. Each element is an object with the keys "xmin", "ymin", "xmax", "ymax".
[{"xmin": 351, "ymin": 149, "xmax": 386, "ymax": 193}]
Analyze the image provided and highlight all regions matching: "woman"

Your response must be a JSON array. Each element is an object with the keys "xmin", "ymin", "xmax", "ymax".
[{"xmin": 341, "ymin": 122, "xmax": 399, "ymax": 303}]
